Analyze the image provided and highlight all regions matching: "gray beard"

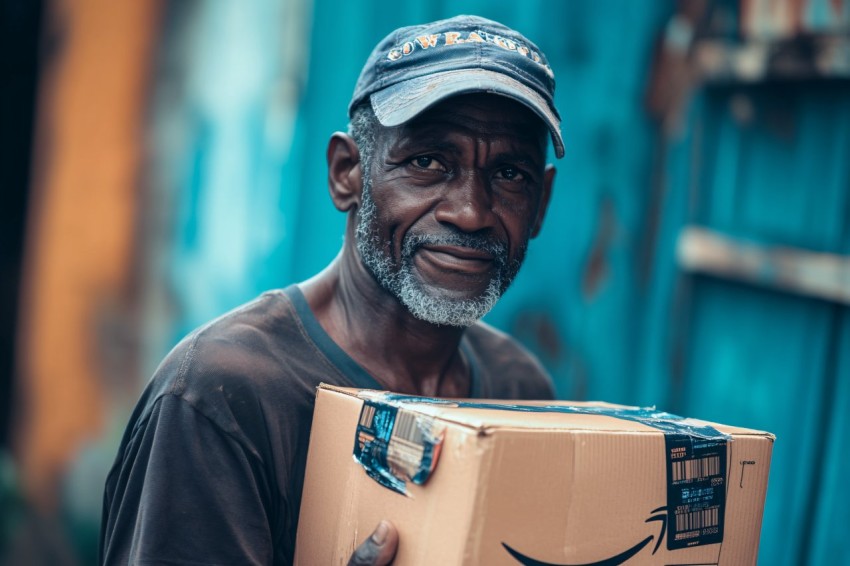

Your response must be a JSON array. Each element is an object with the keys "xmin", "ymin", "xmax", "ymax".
[{"xmin": 355, "ymin": 185, "xmax": 523, "ymax": 327}]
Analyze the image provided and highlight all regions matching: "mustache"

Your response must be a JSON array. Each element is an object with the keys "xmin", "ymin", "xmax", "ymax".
[{"xmin": 402, "ymin": 231, "xmax": 508, "ymax": 259}]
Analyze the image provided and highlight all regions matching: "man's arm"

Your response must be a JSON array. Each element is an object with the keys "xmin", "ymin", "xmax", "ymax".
[
  {"xmin": 102, "ymin": 392, "xmax": 401, "ymax": 566},
  {"xmin": 101, "ymin": 393, "xmax": 276, "ymax": 565}
]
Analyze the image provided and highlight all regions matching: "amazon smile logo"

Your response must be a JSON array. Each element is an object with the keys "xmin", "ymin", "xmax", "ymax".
[{"xmin": 502, "ymin": 506, "xmax": 668, "ymax": 566}]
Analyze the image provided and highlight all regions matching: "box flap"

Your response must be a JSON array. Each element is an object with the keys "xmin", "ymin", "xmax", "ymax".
[{"xmin": 319, "ymin": 384, "xmax": 774, "ymax": 439}]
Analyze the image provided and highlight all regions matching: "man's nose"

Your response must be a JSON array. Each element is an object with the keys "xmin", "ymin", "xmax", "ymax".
[{"xmin": 433, "ymin": 172, "xmax": 498, "ymax": 233}]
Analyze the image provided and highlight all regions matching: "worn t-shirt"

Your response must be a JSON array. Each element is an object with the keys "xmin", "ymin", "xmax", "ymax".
[{"xmin": 99, "ymin": 285, "xmax": 554, "ymax": 565}]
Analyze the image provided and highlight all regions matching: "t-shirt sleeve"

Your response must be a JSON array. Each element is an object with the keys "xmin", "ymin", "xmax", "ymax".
[{"xmin": 101, "ymin": 393, "xmax": 274, "ymax": 565}]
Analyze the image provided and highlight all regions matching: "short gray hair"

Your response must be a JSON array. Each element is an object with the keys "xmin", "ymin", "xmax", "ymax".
[{"xmin": 347, "ymin": 103, "xmax": 380, "ymax": 188}]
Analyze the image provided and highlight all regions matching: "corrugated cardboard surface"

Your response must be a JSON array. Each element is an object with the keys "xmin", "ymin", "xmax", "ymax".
[{"xmin": 295, "ymin": 385, "xmax": 774, "ymax": 565}]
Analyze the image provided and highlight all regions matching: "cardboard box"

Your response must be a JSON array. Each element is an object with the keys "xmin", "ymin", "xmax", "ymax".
[{"xmin": 295, "ymin": 385, "xmax": 774, "ymax": 565}]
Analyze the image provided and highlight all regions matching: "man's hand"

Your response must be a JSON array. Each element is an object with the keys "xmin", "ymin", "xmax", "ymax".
[{"xmin": 347, "ymin": 520, "xmax": 399, "ymax": 566}]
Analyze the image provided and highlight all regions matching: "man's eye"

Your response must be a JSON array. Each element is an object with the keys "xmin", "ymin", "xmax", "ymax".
[
  {"xmin": 495, "ymin": 167, "xmax": 524, "ymax": 181},
  {"xmin": 410, "ymin": 156, "xmax": 444, "ymax": 171}
]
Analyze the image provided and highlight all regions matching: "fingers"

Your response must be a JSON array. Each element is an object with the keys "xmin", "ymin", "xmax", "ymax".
[{"xmin": 347, "ymin": 520, "xmax": 399, "ymax": 566}]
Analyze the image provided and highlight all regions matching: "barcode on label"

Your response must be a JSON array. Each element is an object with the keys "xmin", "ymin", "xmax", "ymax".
[
  {"xmin": 672, "ymin": 456, "xmax": 720, "ymax": 482},
  {"xmin": 676, "ymin": 507, "xmax": 719, "ymax": 532},
  {"xmin": 393, "ymin": 410, "xmax": 424, "ymax": 445},
  {"xmin": 359, "ymin": 404, "xmax": 376, "ymax": 427}
]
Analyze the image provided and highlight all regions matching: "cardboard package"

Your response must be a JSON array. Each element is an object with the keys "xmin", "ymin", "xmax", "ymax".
[{"xmin": 295, "ymin": 385, "xmax": 774, "ymax": 565}]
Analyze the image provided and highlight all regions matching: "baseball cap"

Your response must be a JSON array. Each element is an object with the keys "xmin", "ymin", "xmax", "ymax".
[{"xmin": 349, "ymin": 15, "xmax": 565, "ymax": 158}]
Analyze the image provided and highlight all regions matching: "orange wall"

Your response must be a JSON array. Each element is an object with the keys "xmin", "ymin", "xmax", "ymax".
[{"xmin": 14, "ymin": 0, "xmax": 161, "ymax": 510}]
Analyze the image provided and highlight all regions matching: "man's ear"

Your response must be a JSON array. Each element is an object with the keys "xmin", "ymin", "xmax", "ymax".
[
  {"xmin": 530, "ymin": 164, "xmax": 556, "ymax": 238},
  {"xmin": 327, "ymin": 132, "xmax": 362, "ymax": 212}
]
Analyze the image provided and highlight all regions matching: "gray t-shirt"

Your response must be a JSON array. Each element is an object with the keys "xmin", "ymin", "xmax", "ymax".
[{"xmin": 99, "ymin": 285, "xmax": 554, "ymax": 565}]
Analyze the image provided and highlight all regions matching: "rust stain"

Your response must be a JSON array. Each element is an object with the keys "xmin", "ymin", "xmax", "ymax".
[
  {"xmin": 511, "ymin": 310, "xmax": 590, "ymax": 400},
  {"xmin": 582, "ymin": 196, "xmax": 616, "ymax": 300},
  {"xmin": 513, "ymin": 311, "xmax": 563, "ymax": 361}
]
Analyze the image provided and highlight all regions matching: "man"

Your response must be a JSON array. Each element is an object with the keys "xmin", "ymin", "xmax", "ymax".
[{"xmin": 100, "ymin": 14, "xmax": 564, "ymax": 566}]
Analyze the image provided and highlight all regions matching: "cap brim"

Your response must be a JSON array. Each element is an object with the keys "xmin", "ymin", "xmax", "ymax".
[{"xmin": 370, "ymin": 68, "xmax": 565, "ymax": 159}]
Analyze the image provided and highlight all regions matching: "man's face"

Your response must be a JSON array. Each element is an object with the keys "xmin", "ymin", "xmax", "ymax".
[{"xmin": 355, "ymin": 94, "xmax": 552, "ymax": 327}]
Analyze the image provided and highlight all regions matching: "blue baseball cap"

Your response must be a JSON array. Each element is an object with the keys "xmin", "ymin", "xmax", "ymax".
[{"xmin": 349, "ymin": 15, "xmax": 565, "ymax": 158}]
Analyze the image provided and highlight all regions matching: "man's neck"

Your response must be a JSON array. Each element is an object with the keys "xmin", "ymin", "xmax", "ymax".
[{"xmin": 299, "ymin": 245, "xmax": 472, "ymax": 398}]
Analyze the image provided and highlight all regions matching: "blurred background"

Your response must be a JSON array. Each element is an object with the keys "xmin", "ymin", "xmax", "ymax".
[{"xmin": 1, "ymin": 0, "xmax": 849, "ymax": 564}]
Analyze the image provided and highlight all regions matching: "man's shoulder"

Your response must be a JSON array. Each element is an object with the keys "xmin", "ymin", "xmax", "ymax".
[
  {"xmin": 136, "ymin": 290, "xmax": 320, "ymax": 430},
  {"xmin": 465, "ymin": 321, "xmax": 555, "ymax": 400},
  {"xmin": 101, "ymin": 292, "xmax": 316, "ymax": 565},
  {"xmin": 180, "ymin": 290, "xmax": 302, "ymax": 377},
  {"xmin": 156, "ymin": 290, "xmax": 295, "ymax": 383}
]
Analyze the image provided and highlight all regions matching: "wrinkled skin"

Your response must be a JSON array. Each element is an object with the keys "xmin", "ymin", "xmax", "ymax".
[{"xmin": 355, "ymin": 94, "xmax": 553, "ymax": 324}]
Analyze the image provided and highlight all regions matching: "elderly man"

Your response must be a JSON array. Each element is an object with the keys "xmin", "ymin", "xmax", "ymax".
[{"xmin": 100, "ymin": 14, "xmax": 564, "ymax": 566}]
